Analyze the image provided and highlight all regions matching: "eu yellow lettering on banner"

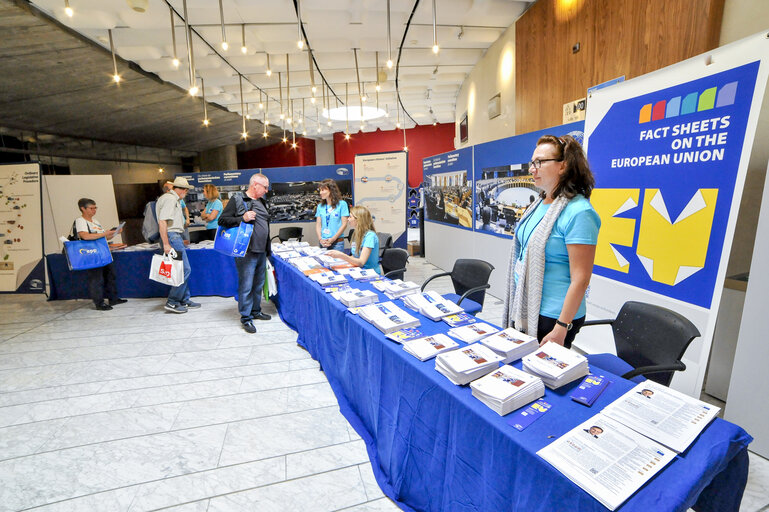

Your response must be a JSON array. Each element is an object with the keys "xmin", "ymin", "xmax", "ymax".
[
  {"xmin": 636, "ymin": 189, "xmax": 718, "ymax": 286},
  {"xmin": 592, "ymin": 189, "xmax": 639, "ymax": 273}
]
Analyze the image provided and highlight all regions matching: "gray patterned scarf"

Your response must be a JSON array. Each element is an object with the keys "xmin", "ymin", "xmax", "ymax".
[{"xmin": 503, "ymin": 194, "xmax": 570, "ymax": 335}]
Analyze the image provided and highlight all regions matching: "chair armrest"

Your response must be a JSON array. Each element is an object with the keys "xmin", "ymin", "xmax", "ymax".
[
  {"xmin": 582, "ymin": 319, "xmax": 613, "ymax": 327},
  {"xmin": 457, "ymin": 284, "xmax": 491, "ymax": 306},
  {"xmin": 622, "ymin": 362, "xmax": 686, "ymax": 381},
  {"xmin": 270, "ymin": 235, "xmax": 281, "ymax": 243},
  {"xmin": 384, "ymin": 268, "xmax": 406, "ymax": 279},
  {"xmin": 420, "ymin": 272, "xmax": 452, "ymax": 291}
]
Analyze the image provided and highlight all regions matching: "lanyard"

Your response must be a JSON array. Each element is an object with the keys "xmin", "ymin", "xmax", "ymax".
[{"xmin": 516, "ymin": 202, "xmax": 544, "ymax": 261}]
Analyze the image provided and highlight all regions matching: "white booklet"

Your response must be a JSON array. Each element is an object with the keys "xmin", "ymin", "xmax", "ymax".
[
  {"xmin": 435, "ymin": 343, "xmax": 503, "ymax": 386},
  {"xmin": 447, "ymin": 322, "xmax": 499, "ymax": 343},
  {"xmin": 358, "ymin": 301, "xmax": 420, "ymax": 334},
  {"xmin": 402, "ymin": 334, "xmax": 459, "ymax": 361},
  {"xmin": 403, "ymin": 291, "xmax": 464, "ymax": 320},
  {"xmin": 479, "ymin": 327, "xmax": 539, "ymax": 363},
  {"xmin": 538, "ymin": 413, "xmax": 676, "ymax": 510},
  {"xmin": 347, "ymin": 268, "xmax": 382, "ymax": 281},
  {"xmin": 470, "ymin": 364, "xmax": 545, "ymax": 415},
  {"xmin": 601, "ymin": 380, "xmax": 720, "ymax": 453},
  {"xmin": 521, "ymin": 341, "xmax": 589, "ymax": 389}
]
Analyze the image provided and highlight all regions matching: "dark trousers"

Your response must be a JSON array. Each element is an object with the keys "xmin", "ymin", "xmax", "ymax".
[
  {"xmin": 536, "ymin": 315, "xmax": 586, "ymax": 349},
  {"xmin": 87, "ymin": 263, "xmax": 118, "ymax": 306},
  {"xmin": 202, "ymin": 228, "xmax": 218, "ymax": 241},
  {"xmin": 234, "ymin": 251, "xmax": 267, "ymax": 323}
]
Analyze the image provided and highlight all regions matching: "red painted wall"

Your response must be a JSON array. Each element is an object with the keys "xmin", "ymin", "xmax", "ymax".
[
  {"xmin": 333, "ymin": 124, "xmax": 455, "ymax": 187},
  {"xmin": 237, "ymin": 137, "xmax": 316, "ymax": 169}
]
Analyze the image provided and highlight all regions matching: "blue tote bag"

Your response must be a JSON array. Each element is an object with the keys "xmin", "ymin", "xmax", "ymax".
[
  {"xmin": 214, "ymin": 222, "xmax": 253, "ymax": 257},
  {"xmin": 63, "ymin": 238, "xmax": 113, "ymax": 271}
]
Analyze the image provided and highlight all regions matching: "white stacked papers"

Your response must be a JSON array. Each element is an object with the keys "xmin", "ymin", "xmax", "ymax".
[
  {"xmin": 402, "ymin": 334, "xmax": 459, "ymax": 361},
  {"xmin": 290, "ymin": 257, "xmax": 328, "ymax": 275},
  {"xmin": 346, "ymin": 268, "xmax": 381, "ymax": 281},
  {"xmin": 447, "ymin": 322, "xmax": 499, "ymax": 343},
  {"xmin": 601, "ymin": 380, "xmax": 720, "ymax": 453},
  {"xmin": 403, "ymin": 291, "xmax": 464, "ymax": 320},
  {"xmin": 283, "ymin": 241, "xmax": 309, "ymax": 248},
  {"xmin": 373, "ymin": 279, "xmax": 421, "ymax": 298},
  {"xmin": 470, "ymin": 365, "xmax": 545, "ymax": 415},
  {"xmin": 274, "ymin": 250, "xmax": 302, "ymax": 259},
  {"xmin": 311, "ymin": 272, "xmax": 348, "ymax": 287},
  {"xmin": 358, "ymin": 301, "xmax": 420, "ymax": 334},
  {"xmin": 480, "ymin": 327, "xmax": 540, "ymax": 363},
  {"xmin": 271, "ymin": 243, "xmax": 291, "ymax": 252},
  {"xmin": 336, "ymin": 288, "xmax": 379, "ymax": 307},
  {"xmin": 315, "ymin": 254, "xmax": 349, "ymax": 268},
  {"xmin": 522, "ymin": 342, "xmax": 589, "ymax": 389},
  {"xmin": 385, "ymin": 328, "xmax": 424, "ymax": 344},
  {"xmin": 538, "ymin": 413, "xmax": 676, "ymax": 510},
  {"xmin": 298, "ymin": 246, "xmax": 326, "ymax": 256},
  {"xmin": 435, "ymin": 343, "xmax": 504, "ymax": 385}
]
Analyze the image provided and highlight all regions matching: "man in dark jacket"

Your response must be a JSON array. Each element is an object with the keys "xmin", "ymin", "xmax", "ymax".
[{"xmin": 218, "ymin": 173, "xmax": 272, "ymax": 333}]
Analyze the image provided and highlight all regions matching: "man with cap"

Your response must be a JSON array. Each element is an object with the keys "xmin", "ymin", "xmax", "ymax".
[{"xmin": 156, "ymin": 176, "xmax": 200, "ymax": 313}]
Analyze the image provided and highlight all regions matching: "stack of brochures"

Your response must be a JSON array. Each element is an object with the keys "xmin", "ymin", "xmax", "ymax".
[
  {"xmin": 522, "ymin": 342, "xmax": 589, "ymax": 389},
  {"xmin": 358, "ymin": 301, "xmax": 420, "ymax": 334},
  {"xmin": 435, "ymin": 343, "xmax": 504, "ymax": 385},
  {"xmin": 274, "ymin": 250, "xmax": 302, "ymax": 259},
  {"xmin": 314, "ymin": 254, "xmax": 348, "ymax": 267},
  {"xmin": 402, "ymin": 291, "xmax": 464, "ymax": 320},
  {"xmin": 442, "ymin": 312, "xmax": 477, "ymax": 327},
  {"xmin": 402, "ymin": 334, "xmax": 459, "ymax": 361},
  {"xmin": 479, "ymin": 327, "xmax": 540, "ymax": 363},
  {"xmin": 271, "ymin": 243, "xmax": 291, "ymax": 252},
  {"xmin": 470, "ymin": 364, "xmax": 545, "ymax": 415},
  {"xmin": 336, "ymin": 288, "xmax": 379, "ymax": 307},
  {"xmin": 312, "ymin": 272, "xmax": 348, "ymax": 287},
  {"xmin": 373, "ymin": 279, "xmax": 421, "ymax": 298},
  {"xmin": 385, "ymin": 327, "xmax": 424, "ymax": 344},
  {"xmin": 290, "ymin": 256, "xmax": 328, "ymax": 275},
  {"xmin": 346, "ymin": 268, "xmax": 382, "ymax": 281},
  {"xmin": 283, "ymin": 241, "xmax": 309, "ymax": 248},
  {"xmin": 298, "ymin": 246, "xmax": 325, "ymax": 256},
  {"xmin": 447, "ymin": 322, "xmax": 499, "ymax": 343}
]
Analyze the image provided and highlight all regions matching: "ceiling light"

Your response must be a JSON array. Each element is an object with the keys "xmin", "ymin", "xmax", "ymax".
[
  {"xmin": 292, "ymin": 142, "xmax": 298, "ymax": 148},
  {"xmin": 432, "ymin": 0, "xmax": 439, "ymax": 54},
  {"xmin": 327, "ymin": 120, "xmax": 332, "ymax": 127},
  {"xmin": 169, "ymin": 7, "xmax": 179, "ymax": 69},
  {"xmin": 203, "ymin": 119, "xmax": 210, "ymax": 126},
  {"xmin": 302, "ymin": 129, "xmax": 307, "ymax": 136},
  {"xmin": 296, "ymin": 0, "xmax": 304, "ymax": 49},
  {"xmin": 403, "ymin": 146, "xmax": 408, "ymax": 151},
  {"xmin": 259, "ymin": 102, "xmax": 264, "ymax": 110},
  {"xmin": 345, "ymin": 133, "xmax": 350, "ymax": 140},
  {"xmin": 127, "ymin": 0, "xmax": 148, "ymax": 13},
  {"xmin": 239, "ymin": 74, "xmax": 247, "ymax": 139},
  {"xmin": 386, "ymin": 59, "xmax": 393, "ymax": 69},
  {"xmin": 182, "ymin": 0, "xmax": 196, "ymax": 97},
  {"xmin": 312, "ymin": 86, "xmax": 317, "ymax": 94},
  {"xmin": 158, "ymin": 166, "xmax": 164, "ymax": 173},
  {"xmin": 108, "ymin": 29, "xmax": 120, "ymax": 84},
  {"xmin": 218, "ymin": 0, "xmax": 228, "ymax": 51},
  {"xmin": 241, "ymin": 24, "xmax": 247, "ymax": 54},
  {"xmin": 265, "ymin": 54, "xmax": 271, "ymax": 76},
  {"xmin": 386, "ymin": 0, "xmax": 392, "ymax": 69},
  {"xmin": 263, "ymin": 130, "xmax": 268, "ymax": 138},
  {"xmin": 242, "ymin": 131, "xmax": 248, "ymax": 139},
  {"xmin": 189, "ymin": 85, "xmax": 198, "ymax": 96},
  {"xmin": 201, "ymin": 77, "xmax": 209, "ymax": 127},
  {"xmin": 310, "ymin": 97, "xmax": 316, "ymax": 104},
  {"xmin": 172, "ymin": 58, "xmax": 180, "ymax": 68},
  {"xmin": 64, "ymin": 0, "xmax": 73, "ymax": 17},
  {"xmin": 396, "ymin": 121, "xmax": 401, "ymax": 128},
  {"xmin": 375, "ymin": 84, "xmax": 381, "ymax": 92}
]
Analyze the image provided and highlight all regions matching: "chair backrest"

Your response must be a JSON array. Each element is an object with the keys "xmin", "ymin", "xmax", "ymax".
[
  {"xmin": 381, "ymin": 248, "xmax": 409, "ymax": 280},
  {"xmin": 611, "ymin": 301, "xmax": 700, "ymax": 386},
  {"xmin": 450, "ymin": 259, "xmax": 494, "ymax": 307},
  {"xmin": 377, "ymin": 232, "xmax": 393, "ymax": 257},
  {"xmin": 278, "ymin": 226, "xmax": 303, "ymax": 242}
]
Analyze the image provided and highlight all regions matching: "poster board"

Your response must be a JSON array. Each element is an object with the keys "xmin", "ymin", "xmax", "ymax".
[
  {"xmin": 0, "ymin": 163, "xmax": 44, "ymax": 293},
  {"xmin": 582, "ymin": 32, "xmax": 769, "ymax": 396},
  {"xmin": 353, "ymin": 152, "xmax": 407, "ymax": 248}
]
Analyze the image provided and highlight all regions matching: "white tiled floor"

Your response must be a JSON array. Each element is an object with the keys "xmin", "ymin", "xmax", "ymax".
[{"xmin": 0, "ymin": 256, "xmax": 766, "ymax": 511}]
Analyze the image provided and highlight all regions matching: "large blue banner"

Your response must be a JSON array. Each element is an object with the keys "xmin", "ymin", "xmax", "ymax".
[
  {"xmin": 472, "ymin": 122, "xmax": 585, "ymax": 238},
  {"xmin": 588, "ymin": 61, "xmax": 759, "ymax": 308},
  {"xmin": 422, "ymin": 147, "xmax": 473, "ymax": 231}
]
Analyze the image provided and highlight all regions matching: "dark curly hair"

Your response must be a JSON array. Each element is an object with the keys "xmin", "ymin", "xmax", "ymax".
[{"xmin": 536, "ymin": 134, "xmax": 595, "ymax": 200}]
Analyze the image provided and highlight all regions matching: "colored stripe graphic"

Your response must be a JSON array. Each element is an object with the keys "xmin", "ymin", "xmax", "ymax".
[
  {"xmin": 638, "ymin": 81, "xmax": 739, "ymax": 123},
  {"xmin": 681, "ymin": 92, "xmax": 698, "ymax": 115},
  {"xmin": 698, "ymin": 87, "xmax": 717, "ymax": 111},
  {"xmin": 716, "ymin": 81, "xmax": 738, "ymax": 107},
  {"xmin": 639, "ymin": 104, "xmax": 652, "ymax": 123},
  {"xmin": 652, "ymin": 100, "xmax": 667, "ymax": 121},
  {"xmin": 666, "ymin": 96, "xmax": 681, "ymax": 118}
]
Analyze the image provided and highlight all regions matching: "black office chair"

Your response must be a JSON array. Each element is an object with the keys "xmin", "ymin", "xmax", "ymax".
[
  {"xmin": 381, "ymin": 248, "xmax": 409, "ymax": 280},
  {"xmin": 377, "ymin": 232, "xmax": 393, "ymax": 258},
  {"xmin": 270, "ymin": 227, "xmax": 304, "ymax": 243},
  {"xmin": 420, "ymin": 259, "xmax": 494, "ymax": 315},
  {"xmin": 580, "ymin": 301, "xmax": 700, "ymax": 386}
]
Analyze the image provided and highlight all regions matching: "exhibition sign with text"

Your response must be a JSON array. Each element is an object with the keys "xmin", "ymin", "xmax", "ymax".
[{"xmin": 584, "ymin": 32, "xmax": 769, "ymax": 396}]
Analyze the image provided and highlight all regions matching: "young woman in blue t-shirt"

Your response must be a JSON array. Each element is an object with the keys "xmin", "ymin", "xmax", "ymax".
[
  {"xmin": 326, "ymin": 205, "xmax": 380, "ymax": 273},
  {"xmin": 503, "ymin": 134, "xmax": 600, "ymax": 348},
  {"xmin": 315, "ymin": 179, "xmax": 349, "ymax": 251},
  {"xmin": 200, "ymin": 184, "xmax": 223, "ymax": 241}
]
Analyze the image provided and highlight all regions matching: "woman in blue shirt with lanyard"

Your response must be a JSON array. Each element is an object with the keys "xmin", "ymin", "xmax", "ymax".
[
  {"xmin": 327, "ymin": 205, "xmax": 380, "ymax": 273},
  {"xmin": 200, "ymin": 184, "xmax": 223, "ymax": 240},
  {"xmin": 315, "ymin": 179, "xmax": 349, "ymax": 250},
  {"xmin": 503, "ymin": 134, "xmax": 600, "ymax": 348}
]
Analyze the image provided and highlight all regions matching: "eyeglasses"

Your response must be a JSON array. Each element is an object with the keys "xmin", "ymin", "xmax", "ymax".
[{"xmin": 528, "ymin": 158, "xmax": 562, "ymax": 170}]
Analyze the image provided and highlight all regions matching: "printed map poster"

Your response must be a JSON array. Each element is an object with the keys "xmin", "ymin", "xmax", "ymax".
[
  {"xmin": 354, "ymin": 152, "xmax": 407, "ymax": 248},
  {"xmin": 422, "ymin": 147, "xmax": 473, "ymax": 231},
  {"xmin": 583, "ymin": 33, "xmax": 769, "ymax": 396},
  {"xmin": 0, "ymin": 163, "xmax": 44, "ymax": 293}
]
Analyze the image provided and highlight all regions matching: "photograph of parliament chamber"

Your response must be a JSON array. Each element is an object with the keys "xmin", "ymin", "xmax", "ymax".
[{"xmin": 1, "ymin": 0, "xmax": 769, "ymax": 511}]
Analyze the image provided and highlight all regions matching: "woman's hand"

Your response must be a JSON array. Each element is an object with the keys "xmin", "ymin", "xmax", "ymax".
[
  {"xmin": 326, "ymin": 249, "xmax": 343, "ymax": 258},
  {"xmin": 104, "ymin": 229, "xmax": 117, "ymax": 241},
  {"xmin": 540, "ymin": 324, "xmax": 567, "ymax": 347},
  {"xmin": 319, "ymin": 238, "xmax": 331, "ymax": 247}
]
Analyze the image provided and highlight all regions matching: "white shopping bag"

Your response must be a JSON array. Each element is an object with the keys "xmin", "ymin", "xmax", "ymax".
[
  {"xmin": 266, "ymin": 259, "xmax": 277, "ymax": 297},
  {"xmin": 149, "ymin": 249, "xmax": 185, "ymax": 287}
]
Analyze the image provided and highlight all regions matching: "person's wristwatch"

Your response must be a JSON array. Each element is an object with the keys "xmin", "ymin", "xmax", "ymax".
[{"xmin": 555, "ymin": 319, "xmax": 573, "ymax": 331}]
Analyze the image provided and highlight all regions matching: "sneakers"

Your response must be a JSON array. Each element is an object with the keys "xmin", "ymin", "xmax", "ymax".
[
  {"xmin": 165, "ymin": 302, "xmax": 188, "ymax": 314},
  {"xmin": 242, "ymin": 321, "xmax": 256, "ymax": 334},
  {"xmin": 95, "ymin": 302, "xmax": 113, "ymax": 311},
  {"xmin": 109, "ymin": 298, "xmax": 128, "ymax": 306},
  {"xmin": 253, "ymin": 312, "xmax": 272, "ymax": 321},
  {"xmin": 183, "ymin": 300, "xmax": 202, "ymax": 309}
]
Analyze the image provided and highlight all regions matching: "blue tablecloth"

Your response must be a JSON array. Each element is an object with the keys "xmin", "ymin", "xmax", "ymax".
[
  {"xmin": 46, "ymin": 248, "xmax": 238, "ymax": 300},
  {"xmin": 272, "ymin": 256, "xmax": 751, "ymax": 512}
]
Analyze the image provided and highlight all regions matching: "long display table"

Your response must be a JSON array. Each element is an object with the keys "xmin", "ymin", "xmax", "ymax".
[
  {"xmin": 272, "ymin": 256, "xmax": 751, "ymax": 512},
  {"xmin": 46, "ymin": 248, "xmax": 238, "ymax": 300}
]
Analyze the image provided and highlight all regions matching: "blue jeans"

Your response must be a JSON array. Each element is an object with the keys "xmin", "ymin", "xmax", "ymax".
[
  {"xmin": 321, "ymin": 240, "xmax": 345, "ymax": 251},
  {"xmin": 167, "ymin": 232, "xmax": 191, "ymax": 306},
  {"xmin": 234, "ymin": 251, "xmax": 267, "ymax": 323}
]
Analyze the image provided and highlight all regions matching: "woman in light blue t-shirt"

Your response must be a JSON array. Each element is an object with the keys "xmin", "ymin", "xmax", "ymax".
[
  {"xmin": 503, "ymin": 134, "xmax": 600, "ymax": 348},
  {"xmin": 327, "ymin": 205, "xmax": 380, "ymax": 273},
  {"xmin": 200, "ymin": 184, "xmax": 223, "ymax": 241},
  {"xmin": 315, "ymin": 179, "xmax": 349, "ymax": 251}
]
